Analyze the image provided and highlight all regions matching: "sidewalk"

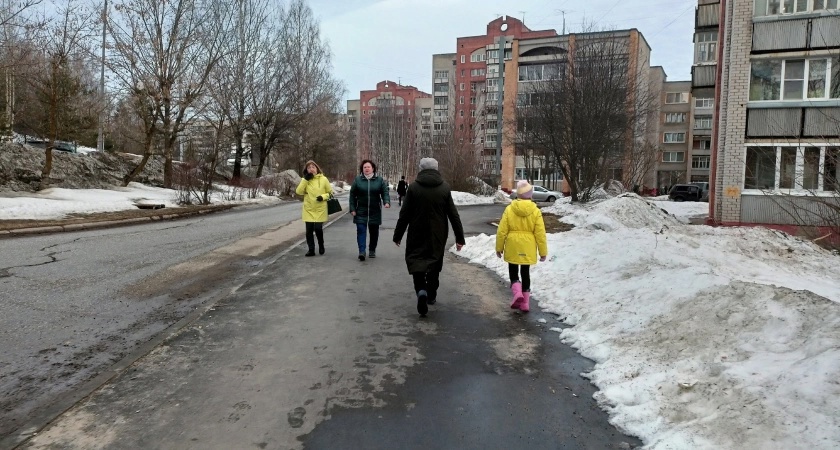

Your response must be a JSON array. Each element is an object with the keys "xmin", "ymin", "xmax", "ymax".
[{"xmin": 18, "ymin": 204, "xmax": 639, "ymax": 450}]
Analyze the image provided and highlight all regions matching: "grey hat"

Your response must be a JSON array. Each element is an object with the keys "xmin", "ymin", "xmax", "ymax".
[{"xmin": 419, "ymin": 157, "xmax": 439, "ymax": 171}]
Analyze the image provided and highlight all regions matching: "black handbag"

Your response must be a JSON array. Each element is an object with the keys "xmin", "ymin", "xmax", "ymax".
[{"xmin": 327, "ymin": 194, "xmax": 342, "ymax": 214}]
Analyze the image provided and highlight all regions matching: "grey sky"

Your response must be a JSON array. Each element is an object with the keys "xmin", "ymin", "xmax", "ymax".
[{"xmin": 310, "ymin": 0, "xmax": 698, "ymax": 104}]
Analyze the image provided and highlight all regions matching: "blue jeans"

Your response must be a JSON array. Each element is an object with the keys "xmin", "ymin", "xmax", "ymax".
[{"xmin": 356, "ymin": 222, "xmax": 380, "ymax": 253}]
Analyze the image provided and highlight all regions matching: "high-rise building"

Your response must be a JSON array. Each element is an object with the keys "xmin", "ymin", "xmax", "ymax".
[
  {"xmin": 711, "ymin": 0, "xmax": 839, "ymax": 228},
  {"xmin": 434, "ymin": 16, "xmax": 665, "ymax": 191},
  {"xmin": 346, "ymin": 81, "xmax": 432, "ymax": 180}
]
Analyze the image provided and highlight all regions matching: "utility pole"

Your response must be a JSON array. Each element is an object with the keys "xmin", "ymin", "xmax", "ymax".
[{"xmin": 97, "ymin": 0, "xmax": 107, "ymax": 153}]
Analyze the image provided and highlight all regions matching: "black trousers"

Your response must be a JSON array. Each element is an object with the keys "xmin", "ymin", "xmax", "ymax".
[
  {"xmin": 509, "ymin": 263, "xmax": 531, "ymax": 292},
  {"xmin": 412, "ymin": 271, "xmax": 440, "ymax": 301},
  {"xmin": 305, "ymin": 221, "xmax": 324, "ymax": 252},
  {"xmin": 412, "ymin": 259, "xmax": 442, "ymax": 300}
]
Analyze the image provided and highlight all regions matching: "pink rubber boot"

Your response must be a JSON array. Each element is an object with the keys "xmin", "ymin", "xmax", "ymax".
[
  {"xmin": 510, "ymin": 282, "xmax": 524, "ymax": 309},
  {"xmin": 519, "ymin": 291, "xmax": 530, "ymax": 312}
]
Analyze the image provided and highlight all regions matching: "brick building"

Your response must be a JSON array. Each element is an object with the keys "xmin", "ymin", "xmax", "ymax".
[
  {"xmin": 433, "ymin": 16, "xmax": 666, "ymax": 192},
  {"xmin": 711, "ymin": 0, "xmax": 840, "ymax": 228},
  {"xmin": 346, "ymin": 81, "xmax": 432, "ymax": 181}
]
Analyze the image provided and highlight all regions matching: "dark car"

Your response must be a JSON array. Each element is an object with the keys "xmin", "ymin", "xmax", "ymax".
[
  {"xmin": 668, "ymin": 184, "xmax": 703, "ymax": 202},
  {"xmin": 691, "ymin": 181, "xmax": 710, "ymax": 202}
]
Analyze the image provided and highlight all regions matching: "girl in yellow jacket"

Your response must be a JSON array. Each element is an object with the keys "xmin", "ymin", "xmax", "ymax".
[
  {"xmin": 495, "ymin": 180, "xmax": 548, "ymax": 312},
  {"xmin": 296, "ymin": 160, "xmax": 333, "ymax": 257}
]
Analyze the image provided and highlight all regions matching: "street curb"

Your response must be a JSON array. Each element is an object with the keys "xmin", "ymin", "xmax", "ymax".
[{"xmin": 0, "ymin": 206, "xmax": 234, "ymax": 238}]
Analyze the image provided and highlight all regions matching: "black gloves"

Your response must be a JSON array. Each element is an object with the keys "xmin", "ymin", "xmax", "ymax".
[
  {"xmin": 303, "ymin": 172, "xmax": 313, "ymax": 181},
  {"xmin": 316, "ymin": 195, "xmax": 324, "ymax": 202}
]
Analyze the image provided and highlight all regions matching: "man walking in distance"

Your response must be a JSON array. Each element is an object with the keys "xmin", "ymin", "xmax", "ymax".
[
  {"xmin": 396, "ymin": 175, "xmax": 408, "ymax": 206},
  {"xmin": 393, "ymin": 158, "xmax": 466, "ymax": 317}
]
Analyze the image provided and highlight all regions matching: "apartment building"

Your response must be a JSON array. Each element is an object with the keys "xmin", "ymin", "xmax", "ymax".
[
  {"xmin": 433, "ymin": 16, "xmax": 665, "ymax": 191},
  {"xmin": 432, "ymin": 16, "xmax": 557, "ymax": 189},
  {"xmin": 346, "ymin": 81, "xmax": 432, "ymax": 180},
  {"xmin": 659, "ymin": 81, "xmax": 693, "ymax": 192},
  {"xmin": 692, "ymin": 1, "xmax": 720, "ymax": 186},
  {"xmin": 712, "ymin": 0, "xmax": 840, "ymax": 227}
]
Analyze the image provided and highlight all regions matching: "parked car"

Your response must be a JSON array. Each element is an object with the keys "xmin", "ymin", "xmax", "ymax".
[
  {"xmin": 52, "ymin": 141, "xmax": 76, "ymax": 153},
  {"xmin": 668, "ymin": 184, "xmax": 703, "ymax": 202},
  {"xmin": 509, "ymin": 184, "xmax": 562, "ymax": 202},
  {"xmin": 691, "ymin": 181, "xmax": 710, "ymax": 202}
]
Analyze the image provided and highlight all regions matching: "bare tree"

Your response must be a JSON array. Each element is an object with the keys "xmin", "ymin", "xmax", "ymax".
[
  {"xmin": 19, "ymin": 0, "xmax": 97, "ymax": 179},
  {"xmin": 363, "ymin": 95, "xmax": 414, "ymax": 182},
  {"xmin": 206, "ymin": 0, "xmax": 272, "ymax": 184},
  {"xmin": 0, "ymin": 0, "xmax": 44, "ymax": 136},
  {"xmin": 248, "ymin": 0, "xmax": 343, "ymax": 177},
  {"xmin": 108, "ymin": 0, "xmax": 229, "ymax": 187},
  {"xmin": 428, "ymin": 78, "xmax": 481, "ymax": 192},
  {"xmin": 516, "ymin": 30, "xmax": 659, "ymax": 202}
]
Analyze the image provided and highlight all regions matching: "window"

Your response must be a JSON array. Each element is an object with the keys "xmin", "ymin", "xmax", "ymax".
[
  {"xmin": 696, "ymin": 31, "xmax": 717, "ymax": 63},
  {"xmin": 694, "ymin": 115, "xmax": 713, "ymax": 129},
  {"xmin": 470, "ymin": 97, "xmax": 476, "ymax": 104},
  {"xmin": 470, "ymin": 52, "xmax": 486, "ymax": 63},
  {"xmin": 434, "ymin": 97, "xmax": 447, "ymax": 106},
  {"xmin": 486, "ymin": 120, "xmax": 498, "ymax": 130},
  {"xmin": 518, "ymin": 64, "xmax": 562, "ymax": 82},
  {"xmin": 695, "ymin": 139, "xmax": 712, "ymax": 150},
  {"xmin": 459, "ymin": 96, "xmax": 464, "ymax": 104},
  {"xmin": 460, "ymin": 55, "xmax": 465, "ymax": 63},
  {"xmin": 765, "ymin": 0, "xmax": 836, "ymax": 14},
  {"xmin": 459, "ymin": 83, "xmax": 465, "ymax": 91},
  {"xmin": 434, "ymin": 83, "xmax": 448, "ymax": 93},
  {"xmin": 486, "ymin": 49, "xmax": 498, "ymax": 59},
  {"xmin": 470, "ymin": 82, "xmax": 477, "ymax": 91},
  {"xmin": 663, "ymin": 132, "xmax": 686, "ymax": 143},
  {"xmin": 692, "ymin": 155, "xmax": 711, "ymax": 169},
  {"xmin": 826, "ymin": 148, "xmax": 839, "ymax": 191},
  {"xmin": 470, "ymin": 68, "xmax": 486, "ymax": 76},
  {"xmin": 750, "ymin": 58, "xmax": 840, "ymax": 101},
  {"xmin": 663, "ymin": 152, "xmax": 685, "ymax": 162},
  {"xmin": 665, "ymin": 113, "xmax": 686, "ymax": 123},
  {"xmin": 695, "ymin": 97, "xmax": 714, "ymax": 108},
  {"xmin": 783, "ymin": 60, "xmax": 805, "ymax": 100},
  {"xmin": 459, "ymin": 109, "xmax": 464, "ymax": 117},
  {"xmin": 666, "ymin": 92, "xmax": 688, "ymax": 104},
  {"xmin": 814, "ymin": 0, "xmax": 840, "ymax": 10},
  {"xmin": 745, "ymin": 146, "xmax": 840, "ymax": 190},
  {"xmin": 434, "ymin": 70, "xmax": 448, "ymax": 79},
  {"xmin": 743, "ymin": 146, "xmax": 768, "ymax": 189}
]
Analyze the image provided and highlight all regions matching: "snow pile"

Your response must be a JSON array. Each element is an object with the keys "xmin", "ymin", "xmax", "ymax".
[
  {"xmin": 451, "ymin": 191, "xmax": 496, "ymax": 205},
  {"xmin": 454, "ymin": 194, "xmax": 840, "ymax": 449},
  {"xmin": 466, "ymin": 176, "xmax": 496, "ymax": 195},
  {"xmin": 0, "ymin": 182, "xmax": 282, "ymax": 220},
  {"xmin": 544, "ymin": 193, "xmax": 683, "ymax": 231}
]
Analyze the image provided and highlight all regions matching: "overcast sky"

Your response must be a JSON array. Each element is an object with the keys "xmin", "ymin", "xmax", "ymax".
[{"xmin": 309, "ymin": 0, "xmax": 698, "ymax": 105}]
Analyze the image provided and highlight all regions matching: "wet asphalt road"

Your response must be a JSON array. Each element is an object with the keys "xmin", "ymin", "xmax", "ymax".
[
  {"xmin": 14, "ymin": 203, "xmax": 641, "ymax": 449},
  {"xmin": 0, "ymin": 201, "xmax": 309, "ymax": 445}
]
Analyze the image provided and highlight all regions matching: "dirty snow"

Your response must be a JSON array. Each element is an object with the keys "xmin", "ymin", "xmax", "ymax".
[{"xmin": 453, "ymin": 193, "xmax": 840, "ymax": 449}]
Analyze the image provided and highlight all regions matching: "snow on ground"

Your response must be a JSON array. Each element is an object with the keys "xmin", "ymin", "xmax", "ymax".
[
  {"xmin": 453, "ymin": 193, "xmax": 840, "ymax": 449},
  {"xmin": 651, "ymin": 199, "xmax": 709, "ymax": 224},
  {"xmin": 0, "ymin": 183, "xmax": 282, "ymax": 220},
  {"xmin": 451, "ymin": 190, "xmax": 499, "ymax": 205}
]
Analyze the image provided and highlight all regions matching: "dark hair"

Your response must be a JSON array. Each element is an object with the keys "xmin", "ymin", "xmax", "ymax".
[
  {"xmin": 401, "ymin": 175, "xmax": 405, "ymax": 179},
  {"xmin": 359, "ymin": 159, "xmax": 376, "ymax": 174}
]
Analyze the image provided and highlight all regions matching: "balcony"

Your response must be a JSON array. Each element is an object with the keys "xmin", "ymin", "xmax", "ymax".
[{"xmin": 692, "ymin": 64, "xmax": 717, "ymax": 88}]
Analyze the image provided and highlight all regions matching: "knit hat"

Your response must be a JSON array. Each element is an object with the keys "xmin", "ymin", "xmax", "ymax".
[
  {"xmin": 516, "ymin": 180, "xmax": 533, "ymax": 199},
  {"xmin": 419, "ymin": 157, "xmax": 439, "ymax": 171}
]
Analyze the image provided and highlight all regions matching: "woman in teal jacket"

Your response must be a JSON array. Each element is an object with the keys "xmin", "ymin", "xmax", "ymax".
[{"xmin": 349, "ymin": 159, "xmax": 390, "ymax": 261}]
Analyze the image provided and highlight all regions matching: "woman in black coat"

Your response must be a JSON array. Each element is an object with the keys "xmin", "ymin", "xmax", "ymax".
[
  {"xmin": 349, "ymin": 159, "xmax": 390, "ymax": 261},
  {"xmin": 393, "ymin": 157, "xmax": 465, "ymax": 316}
]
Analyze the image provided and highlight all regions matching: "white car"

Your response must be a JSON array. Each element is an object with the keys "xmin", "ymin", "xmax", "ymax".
[{"xmin": 509, "ymin": 185, "xmax": 562, "ymax": 202}]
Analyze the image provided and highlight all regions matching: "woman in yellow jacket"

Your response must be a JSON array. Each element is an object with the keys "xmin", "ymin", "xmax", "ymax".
[
  {"xmin": 495, "ymin": 180, "xmax": 548, "ymax": 312},
  {"xmin": 296, "ymin": 160, "xmax": 333, "ymax": 256}
]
